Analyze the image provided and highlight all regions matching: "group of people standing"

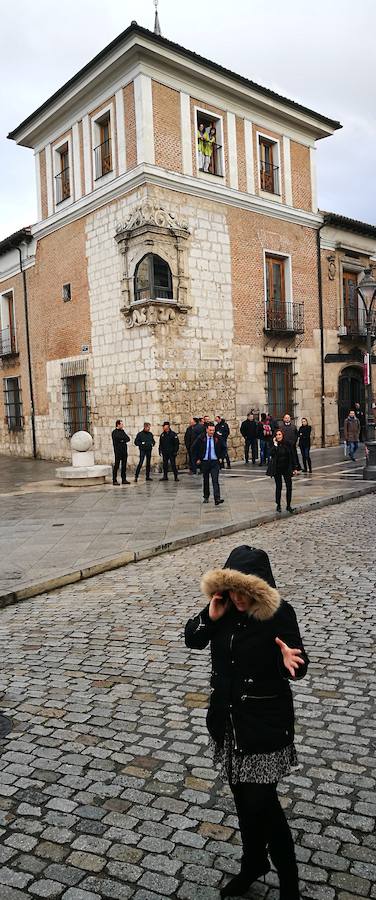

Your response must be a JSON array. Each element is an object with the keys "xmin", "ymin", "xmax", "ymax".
[{"xmin": 112, "ymin": 420, "xmax": 180, "ymax": 485}]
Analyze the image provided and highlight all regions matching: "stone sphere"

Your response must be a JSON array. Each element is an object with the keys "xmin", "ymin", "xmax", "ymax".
[{"xmin": 70, "ymin": 431, "xmax": 93, "ymax": 452}]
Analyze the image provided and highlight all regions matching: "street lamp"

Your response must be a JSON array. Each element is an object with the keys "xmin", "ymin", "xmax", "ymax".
[{"xmin": 356, "ymin": 267, "xmax": 376, "ymax": 479}]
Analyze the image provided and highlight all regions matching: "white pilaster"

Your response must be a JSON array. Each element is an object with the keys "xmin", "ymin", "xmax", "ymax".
[
  {"xmin": 82, "ymin": 115, "xmax": 92, "ymax": 195},
  {"xmin": 45, "ymin": 143, "xmax": 54, "ymax": 216},
  {"xmin": 180, "ymin": 92, "xmax": 192, "ymax": 176},
  {"xmin": 34, "ymin": 151, "xmax": 42, "ymax": 221},
  {"xmin": 244, "ymin": 119, "xmax": 255, "ymax": 194},
  {"xmin": 134, "ymin": 73, "xmax": 155, "ymax": 165},
  {"xmin": 283, "ymin": 136, "xmax": 293, "ymax": 206},
  {"xmin": 226, "ymin": 112, "xmax": 238, "ymax": 190},
  {"xmin": 310, "ymin": 147, "xmax": 317, "ymax": 213},
  {"xmin": 72, "ymin": 123, "xmax": 82, "ymax": 201},
  {"xmin": 115, "ymin": 89, "xmax": 127, "ymax": 175}
]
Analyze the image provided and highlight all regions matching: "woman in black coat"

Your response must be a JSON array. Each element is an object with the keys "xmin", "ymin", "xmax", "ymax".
[
  {"xmin": 185, "ymin": 545, "xmax": 308, "ymax": 899},
  {"xmin": 269, "ymin": 429, "xmax": 294, "ymax": 513},
  {"xmin": 298, "ymin": 417, "xmax": 312, "ymax": 473}
]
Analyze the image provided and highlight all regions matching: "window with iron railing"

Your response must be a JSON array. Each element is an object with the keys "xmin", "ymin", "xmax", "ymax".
[
  {"xmin": 94, "ymin": 116, "xmax": 112, "ymax": 179},
  {"xmin": 0, "ymin": 292, "xmax": 17, "ymax": 357},
  {"xmin": 3, "ymin": 376, "xmax": 23, "ymax": 431},
  {"xmin": 259, "ymin": 137, "xmax": 280, "ymax": 194},
  {"xmin": 196, "ymin": 113, "xmax": 224, "ymax": 177},
  {"xmin": 134, "ymin": 254, "xmax": 173, "ymax": 302},
  {"xmin": 265, "ymin": 300, "xmax": 305, "ymax": 334},
  {"xmin": 55, "ymin": 145, "xmax": 70, "ymax": 203},
  {"xmin": 62, "ymin": 374, "xmax": 90, "ymax": 437}
]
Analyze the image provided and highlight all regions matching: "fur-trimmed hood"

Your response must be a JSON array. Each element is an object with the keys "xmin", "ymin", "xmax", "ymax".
[{"xmin": 201, "ymin": 545, "xmax": 281, "ymax": 622}]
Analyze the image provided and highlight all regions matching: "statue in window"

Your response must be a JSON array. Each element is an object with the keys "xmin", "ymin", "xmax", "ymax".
[
  {"xmin": 208, "ymin": 124, "xmax": 217, "ymax": 174},
  {"xmin": 198, "ymin": 122, "xmax": 210, "ymax": 172}
]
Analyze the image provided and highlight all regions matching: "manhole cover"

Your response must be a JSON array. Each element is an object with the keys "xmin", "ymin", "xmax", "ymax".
[{"xmin": 0, "ymin": 714, "xmax": 12, "ymax": 738}]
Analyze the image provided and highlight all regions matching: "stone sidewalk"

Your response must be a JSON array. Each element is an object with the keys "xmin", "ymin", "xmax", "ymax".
[
  {"xmin": 0, "ymin": 447, "xmax": 375, "ymax": 603},
  {"xmin": 0, "ymin": 494, "xmax": 375, "ymax": 900}
]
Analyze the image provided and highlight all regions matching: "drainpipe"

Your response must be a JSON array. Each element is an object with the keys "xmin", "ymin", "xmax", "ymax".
[
  {"xmin": 17, "ymin": 243, "xmax": 37, "ymax": 458},
  {"xmin": 316, "ymin": 224, "xmax": 326, "ymax": 448}
]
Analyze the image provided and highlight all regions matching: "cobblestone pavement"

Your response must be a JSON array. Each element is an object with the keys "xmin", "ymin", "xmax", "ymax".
[
  {"xmin": 0, "ymin": 447, "xmax": 373, "ymax": 598},
  {"xmin": 0, "ymin": 493, "xmax": 375, "ymax": 900}
]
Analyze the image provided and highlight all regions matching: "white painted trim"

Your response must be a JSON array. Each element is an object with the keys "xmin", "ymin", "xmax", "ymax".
[
  {"xmin": 263, "ymin": 249, "xmax": 293, "ymax": 328},
  {"xmin": 226, "ymin": 112, "xmax": 238, "ymax": 190},
  {"xmin": 34, "ymin": 152, "xmax": 42, "ymax": 221},
  {"xmin": 283, "ymin": 136, "xmax": 292, "ymax": 206},
  {"xmin": 194, "ymin": 104, "xmax": 225, "ymax": 180},
  {"xmin": 0, "ymin": 287, "xmax": 17, "ymax": 352},
  {"xmin": 244, "ymin": 119, "xmax": 255, "ymax": 194},
  {"xmin": 90, "ymin": 100, "xmax": 116, "ymax": 187},
  {"xmin": 30, "ymin": 163, "xmax": 323, "ymax": 245},
  {"xmin": 82, "ymin": 115, "xmax": 92, "ymax": 195},
  {"xmin": 45, "ymin": 144, "xmax": 54, "ymax": 217},
  {"xmin": 72, "ymin": 123, "xmax": 82, "ymax": 201},
  {"xmin": 180, "ymin": 92, "xmax": 192, "ymax": 176},
  {"xmin": 134, "ymin": 73, "xmax": 155, "ymax": 165},
  {"xmin": 52, "ymin": 133, "xmax": 74, "ymax": 211},
  {"xmin": 115, "ymin": 89, "xmax": 127, "ymax": 175},
  {"xmin": 310, "ymin": 146, "xmax": 317, "ymax": 213},
  {"xmin": 14, "ymin": 34, "xmax": 336, "ymax": 148}
]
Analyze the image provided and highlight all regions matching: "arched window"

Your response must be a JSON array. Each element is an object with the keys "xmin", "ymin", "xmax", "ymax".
[{"xmin": 134, "ymin": 254, "xmax": 173, "ymax": 302}]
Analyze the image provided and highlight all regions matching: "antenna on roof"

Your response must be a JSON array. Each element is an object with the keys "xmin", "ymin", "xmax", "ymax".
[{"xmin": 153, "ymin": 0, "xmax": 162, "ymax": 36}]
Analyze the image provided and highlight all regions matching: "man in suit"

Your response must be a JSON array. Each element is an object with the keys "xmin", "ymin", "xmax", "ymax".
[
  {"xmin": 159, "ymin": 421, "xmax": 180, "ymax": 481},
  {"xmin": 192, "ymin": 422, "xmax": 225, "ymax": 506},
  {"xmin": 112, "ymin": 419, "xmax": 130, "ymax": 485}
]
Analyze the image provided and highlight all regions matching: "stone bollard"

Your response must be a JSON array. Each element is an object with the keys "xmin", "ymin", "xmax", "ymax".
[{"xmin": 56, "ymin": 431, "xmax": 112, "ymax": 486}]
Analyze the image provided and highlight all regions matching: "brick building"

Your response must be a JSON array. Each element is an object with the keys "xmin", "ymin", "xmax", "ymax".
[{"xmin": 1, "ymin": 22, "xmax": 375, "ymax": 464}]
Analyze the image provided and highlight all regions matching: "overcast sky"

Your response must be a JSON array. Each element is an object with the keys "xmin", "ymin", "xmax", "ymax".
[{"xmin": 1, "ymin": 0, "xmax": 375, "ymax": 240}]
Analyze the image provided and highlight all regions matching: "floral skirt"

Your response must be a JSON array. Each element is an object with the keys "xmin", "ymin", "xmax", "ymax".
[{"xmin": 209, "ymin": 725, "xmax": 298, "ymax": 785}]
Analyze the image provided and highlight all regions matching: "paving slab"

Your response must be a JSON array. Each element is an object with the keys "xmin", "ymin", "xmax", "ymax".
[{"xmin": 0, "ymin": 448, "xmax": 375, "ymax": 603}]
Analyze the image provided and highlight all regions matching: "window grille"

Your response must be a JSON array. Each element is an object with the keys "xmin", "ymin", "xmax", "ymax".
[
  {"xmin": 134, "ymin": 254, "xmax": 173, "ymax": 302},
  {"xmin": 62, "ymin": 374, "xmax": 90, "ymax": 437},
  {"xmin": 266, "ymin": 360, "xmax": 295, "ymax": 421},
  {"xmin": 3, "ymin": 376, "xmax": 23, "ymax": 431},
  {"xmin": 62, "ymin": 283, "xmax": 71, "ymax": 302}
]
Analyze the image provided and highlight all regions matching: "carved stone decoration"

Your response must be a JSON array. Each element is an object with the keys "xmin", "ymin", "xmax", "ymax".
[
  {"xmin": 115, "ymin": 200, "xmax": 191, "ymax": 327},
  {"xmin": 116, "ymin": 200, "xmax": 189, "ymax": 235},
  {"xmin": 327, "ymin": 255, "xmax": 336, "ymax": 280}
]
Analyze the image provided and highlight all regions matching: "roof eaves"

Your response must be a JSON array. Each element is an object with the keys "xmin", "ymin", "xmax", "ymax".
[
  {"xmin": 322, "ymin": 211, "xmax": 376, "ymax": 239},
  {"xmin": 0, "ymin": 227, "xmax": 33, "ymax": 257},
  {"xmin": 8, "ymin": 23, "xmax": 342, "ymax": 142}
]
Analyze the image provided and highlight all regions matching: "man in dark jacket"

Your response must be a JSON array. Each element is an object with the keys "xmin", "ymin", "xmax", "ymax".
[
  {"xmin": 240, "ymin": 412, "xmax": 258, "ymax": 464},
  {"xmin": 280, "ymin": 414, "xmax": 300, "ymax": 473},
  {"xmin": 112, "ymin": 419, "xmax": 130, "ymax": 485},
  {"xmin": 159, "ymin": 422, "xmax": 180, "ymax": 481},
  {"xmin": 215, "ymin": 416, "xmax": 231, "ymax": 469},
  {"xmin": 192, "ymin": 422, "xmax": 226, "ymax": 505},
  {"xmin": 134, "ymin": 423, "xmax": 155, "ymax": 482},
  {"xmin": 354, "ymin": 402, "xmax": 366, "ymax": 442},
  {"xmin": 184, "ymin": 417, "xmax": 198, "ymax": 474}
]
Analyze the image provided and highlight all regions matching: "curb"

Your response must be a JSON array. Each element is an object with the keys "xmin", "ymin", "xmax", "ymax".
[{"xmin": 1, "ymin": 483, "xmax": 375, "ymax": 608}]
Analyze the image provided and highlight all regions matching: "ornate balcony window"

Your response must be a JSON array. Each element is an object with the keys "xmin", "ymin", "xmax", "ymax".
[{"xmin": 115, "ymin": 201, "xmax": 191, "ymax": 328}]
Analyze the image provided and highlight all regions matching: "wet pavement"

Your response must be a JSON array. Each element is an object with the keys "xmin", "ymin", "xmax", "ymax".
[
  {"xmin": 0, "ymin": 447, "xmax": 374, "ymax": 599},
  {"xmin": 0, "ymin": 493, "xmax": 374, "ymax": 899}
]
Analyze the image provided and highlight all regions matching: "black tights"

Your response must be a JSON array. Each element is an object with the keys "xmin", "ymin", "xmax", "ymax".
[{"xmin": 231, "ymin": 782, "xmax": 299, "ymax": 898}]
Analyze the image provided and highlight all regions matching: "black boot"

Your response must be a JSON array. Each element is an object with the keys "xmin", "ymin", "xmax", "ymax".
[{"xmin": 220, "ymin": 859, "xmax": 270, "ymax": 898}]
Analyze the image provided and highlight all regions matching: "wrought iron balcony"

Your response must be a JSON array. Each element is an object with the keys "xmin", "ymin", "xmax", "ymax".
[
  {"xmin": 264, "ymin": 301, "xmax": 304, "ymax": 335},
  {"xmin": 94, "ymin": 138, "xmax": 112, "ymax": 180},
  {"xmin": 0, "ymin": 326, "xmax": 17, "ymax": 358},
  {"xmin": 260, "ymin": 161, "xmax": 280, "ymax": 195},
  {"xmin": 55, "ymin": 167, "xmax": 70, "ymax": 204},
  {"xmin": 338, "ymin": 307, "xmax": 376, "ymax": 339}
]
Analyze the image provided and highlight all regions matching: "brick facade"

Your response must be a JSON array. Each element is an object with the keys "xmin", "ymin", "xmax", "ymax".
[
  {"xmin": 290, "ymin": 141, "xmax": 312, "ymax": 211},
  {"xmin": 152, "ymin": 81, "xmax": 182, "ymax": 173},
  {"xmin": 124, "ymin": 82, "xmax": 137, "ymax": 170}
]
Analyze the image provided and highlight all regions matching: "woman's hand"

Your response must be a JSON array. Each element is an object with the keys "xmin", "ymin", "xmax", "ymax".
[
  {"xmin": 275, "ymin": 637, "xmax": 304, "ymax": 677},
  {"xmin": 209, "ymin": 593, "xmax": 230, "ymax": 621}
]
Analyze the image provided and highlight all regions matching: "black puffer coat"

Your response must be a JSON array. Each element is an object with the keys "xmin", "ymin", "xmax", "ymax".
[{"xmin": 185, "ymin": 547, "xmax": 308, "ymax": 754}]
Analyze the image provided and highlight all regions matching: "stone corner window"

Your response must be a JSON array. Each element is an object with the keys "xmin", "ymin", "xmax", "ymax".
[{"xmin": 134, "ymin": 254, "xmax": 173, "ymax": 303}]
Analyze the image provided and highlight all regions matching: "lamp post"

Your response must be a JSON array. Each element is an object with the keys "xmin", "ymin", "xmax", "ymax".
[{"xmin": 356, "ymin": 267, "xmax": 376, "ymax": 479}]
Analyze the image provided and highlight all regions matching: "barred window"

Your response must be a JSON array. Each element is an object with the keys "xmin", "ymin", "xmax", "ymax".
[
  {"xmin": 3, "ymin": 376, "xmax": 23, "ymax": 431},
  {"xmin": 62, "ymin": 374, "xmax": 90, "ymax": 437},
  {"xmin": 267, "ymin": 361, "xmax": 293, "ymax": 420}
]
